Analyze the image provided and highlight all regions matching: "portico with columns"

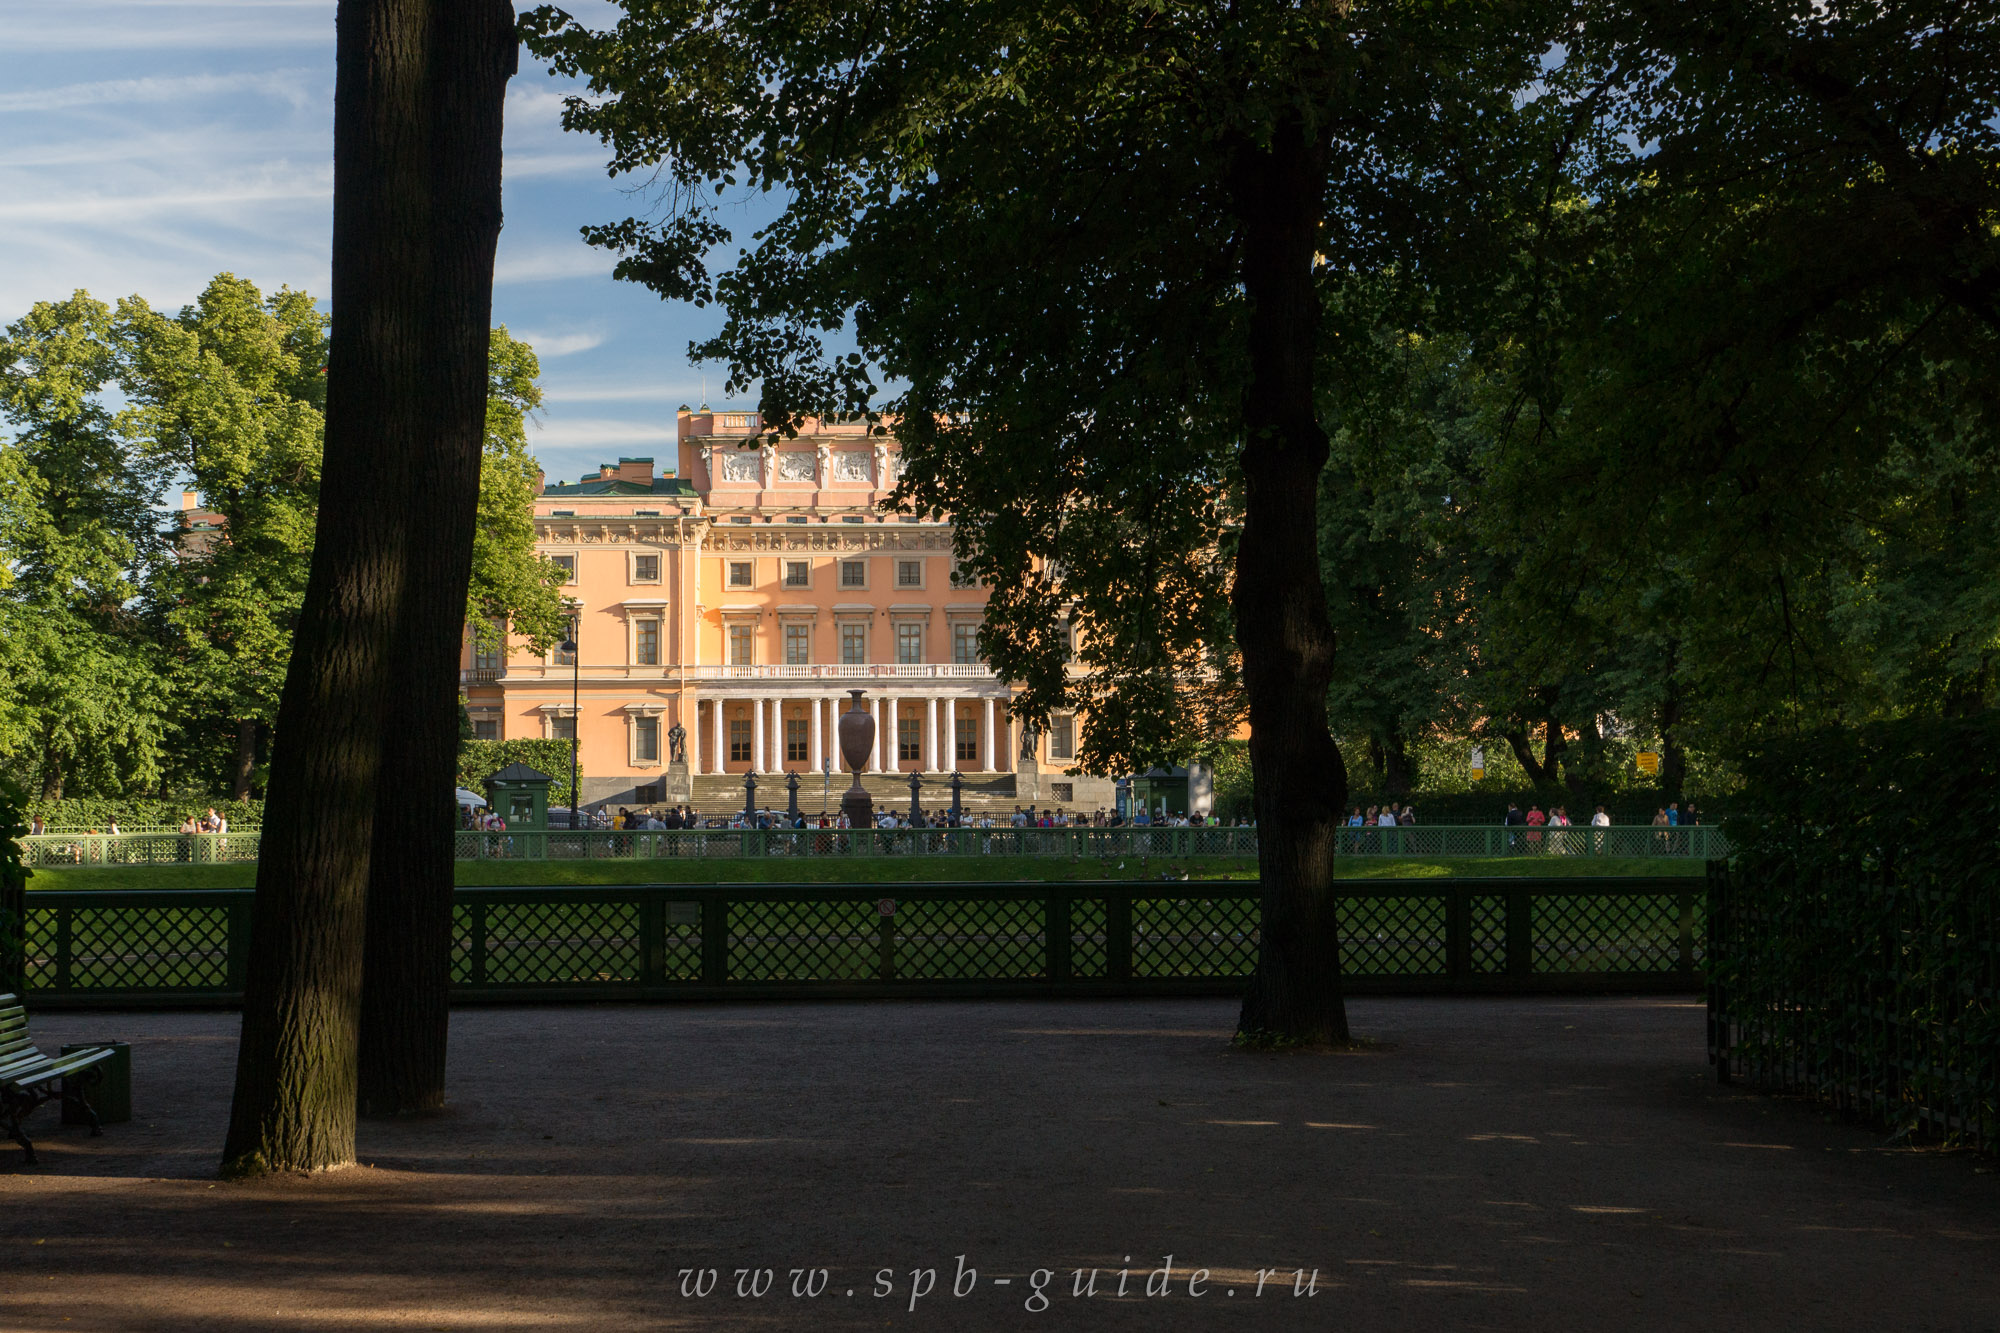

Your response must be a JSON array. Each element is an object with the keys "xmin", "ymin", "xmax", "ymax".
[{"xmin": 695, "ymin": 681, "xmax": 1012, "ymax": 776}]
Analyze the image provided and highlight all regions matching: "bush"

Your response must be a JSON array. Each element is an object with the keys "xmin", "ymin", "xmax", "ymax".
[
  {"xmin": 1712, "ymin": 711, "xmax": 2000, "ymax": 1146},
  {"xmin": 457, "ymin": 739, "xmax": 580, "ymax": 809},
  {"xmin": 28, "ymin": 796, "xmax": 263, "ymax": 831}
]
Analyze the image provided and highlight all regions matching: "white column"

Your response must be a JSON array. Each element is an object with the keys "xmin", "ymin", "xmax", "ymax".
[
  {"xmin": 878, "ymin": 695, "xmax": 893, "ymax": 770},
  {"xmin": 867, "ymin": 696, "xmax": 882, "ymax": 772},
  {"xmin": 981, "ymin": 697, "xmax": 997, "ymax": 773},
  {"xmin": 751, "ymin": 696, "xmax": 767, "ymax": 774},
  {"xmin": 770, "ymin": 699, "xmax": 786, "ymax": 772},
  {"xmin": 810, "ymin": 695, "xmax": 824, "ymax": 773},
  {"xmin": 711, "ymin": 697, "xmax": 726, "ymax": 773},
  {"xmin": 924, "ymin": 695, "xmax": 938, "ymax": 772}
]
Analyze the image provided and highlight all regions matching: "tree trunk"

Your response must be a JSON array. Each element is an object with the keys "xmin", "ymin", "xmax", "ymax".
[
  {"xmin": 38, "ymin": 751, "xmax": 62, "ymax": 803},
  {"xmin": 1229, "ymin": 116, "xmax": 1350, "ymax": 1047},
  {"xmin": 357, "ymin": 0, "xmax": 515, "ymax": 1117},
  {"xmin": 222, "ymin": 0, "xmax": 514, "ymax": 1174},
  {"xmin": 1381, "ymin": 724, "xmax": 1413, "ymax": 802},
  {"xmin": 230, "ymin": 718, "xmax": 258, "ymax": 802},
  {"xmin": 1659, "ymin": 688, "xmax": 1686, "ymax": 804},
  {"xmin": 1500, "ymin": 727, "xmax": 1556, "ymax": 785}
]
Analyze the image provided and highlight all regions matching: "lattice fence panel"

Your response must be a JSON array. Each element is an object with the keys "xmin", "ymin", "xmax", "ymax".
[
  {"xmin": 1534, "ymin": 893, "xmax": 1681, "ymax": 973},
  {"xmin": 1471, "ymin": 895, "xmax": 1507, "ymax": 974},
  {"xmin": 1339, "ymin": 895, "xmax": 1448, "ymax": 976},
  {"xmin": 730, "ymin": 899, "xmax": 879, "ymax": 981},
  {"xmin": 21, "ymin": 909, "xmax": 57, "ymax": 989},
  {"xmin": 482, "ymin": 901, "xmax": 641, "ymax": 984},
  {"xmin": 1070, "ymin": 898, "xmax": 1109, "ymax": 979},
  {"xmin": 66, "ymin": 905, "xmax": 230, "ymax": 989},
  {"xmin": 894, "ymin": 899, "xmax": 1046, "ymax": 980},
  {"xmin": 450, "ymin": 904, "xmax": 474, "ymax": 984},
  {"xmin": 1132, "ymin": 897, "xmax": 1259, "ymax": 979}
]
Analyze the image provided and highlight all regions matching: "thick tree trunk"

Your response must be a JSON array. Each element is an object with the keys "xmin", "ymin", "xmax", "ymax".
[
  {"xmin": 1500, "ymin": 727, "xmax": 1557, "ymax": 785},
  {"xmin": 222, "ymin": 0, "xmax": 514, "ymax": 1174},
  {"xmin": 1230, "ymin": 117, "xmax": 1350, "ymax": 1046},
  {"xmin": 230, "ymin": 718, "xmax": 258, "ymax": 802},
  {"xmin": 38, "ymin": 753, "xmax": 62, "ymax": 803},
  {"xmin": 357, "ymin": 0, "xmax": 515, "ymax": 1117},
  {"xmin": 1381, "ymin": 724, "xmax": 1413, "ymax": 802},
  {"xmin": 1659, "ymin": 690, "xmax": 1686, "ymax": 804}
]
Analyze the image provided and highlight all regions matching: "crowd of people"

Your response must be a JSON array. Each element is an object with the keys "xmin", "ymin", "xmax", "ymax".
[{"xmin": 579, "ymin": 803, "xmax": 1249, "ymax": 831}]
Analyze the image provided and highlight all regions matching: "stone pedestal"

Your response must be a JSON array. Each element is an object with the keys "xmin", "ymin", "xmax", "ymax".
[{"xmin": 662, "ymin": 759, "xmax": 692, "ymax": 806}]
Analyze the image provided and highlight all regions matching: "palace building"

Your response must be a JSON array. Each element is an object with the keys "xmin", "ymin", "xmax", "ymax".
[{"xmin": 461, "ymin": 407, "xmax": 1117, "ymax": 813}]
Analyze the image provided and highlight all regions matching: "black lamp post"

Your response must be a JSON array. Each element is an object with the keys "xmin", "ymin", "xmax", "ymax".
[
  {"xmin": 907, "ymin": 769, "xmax": 923, "ymax": 825},
  {"xmin": 949, "ymin": 770, "xmax": 964, "ymax": 824},
  {"xmin": 742, "ymin": 770, "xmax": 758, "ymax": 825},
  {"xmin": 559, "ymin": 608, "xmax": 580, "ymax": 828},
  {"xmin": 786, "ymin": 770, "xmax": 800, "ymax": 821}
]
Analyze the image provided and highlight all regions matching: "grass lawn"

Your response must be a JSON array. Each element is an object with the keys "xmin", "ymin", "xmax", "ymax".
[{"xmin": 26, "ymin": 852, "xmax": 1702, "ymax": 892}]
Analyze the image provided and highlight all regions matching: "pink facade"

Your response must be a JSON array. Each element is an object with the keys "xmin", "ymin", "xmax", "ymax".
[{"xmin": 462, "ymin": 409, "xmax": 1079, "ymax": 809}]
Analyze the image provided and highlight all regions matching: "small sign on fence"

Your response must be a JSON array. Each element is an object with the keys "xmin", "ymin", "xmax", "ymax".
[{"xmin": 1636, "ymin": 751, "xmax": 1661, "ymax": 775}]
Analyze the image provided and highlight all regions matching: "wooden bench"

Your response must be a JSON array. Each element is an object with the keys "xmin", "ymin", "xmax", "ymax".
[{"xmin": 0, "ymin": 994, "xmax": 115, "ymax": 1165}]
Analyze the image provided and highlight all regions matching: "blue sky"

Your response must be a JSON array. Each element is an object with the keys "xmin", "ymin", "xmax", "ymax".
[{"xmin": 0, "ymin": 0, "xmax": 762, "ymax": 485}]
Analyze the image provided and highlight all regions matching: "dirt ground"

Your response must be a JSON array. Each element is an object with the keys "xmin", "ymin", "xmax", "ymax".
[{"xmin": 2, "ymin": 996, "xmax": 1994, "ymax": 1332}]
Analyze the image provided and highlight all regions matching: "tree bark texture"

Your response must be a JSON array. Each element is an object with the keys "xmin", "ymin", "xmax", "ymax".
[
  {"xmin": 222, "ymin": 0, "xmax": 514, "ymax": 1173},
  {"xmin": 1229, "ymin": 117, "xmax": 1352, "ymax": 1046},
  {"xmin": 230, "ymin": 718, "xmax": 258, "ymax": 802},
  {"xmin": 355, "ymin": 0, "xmax": 516, "ymax": 1118}
]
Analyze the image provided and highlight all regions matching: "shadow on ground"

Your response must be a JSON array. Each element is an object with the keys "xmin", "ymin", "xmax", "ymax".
[{"xmin": 2, "ymin": 997, "xmax": 1995, "ymax": 1331}]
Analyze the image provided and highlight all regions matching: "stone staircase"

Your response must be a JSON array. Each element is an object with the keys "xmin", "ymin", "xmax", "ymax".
[{"xmin": 688, "ymin": 771, "xmax": 1018, "ymax": 817}]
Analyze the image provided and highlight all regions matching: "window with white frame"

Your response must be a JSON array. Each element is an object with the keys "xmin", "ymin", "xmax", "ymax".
[
  {"xmin": 550, "ymin": 554, "xmax": 577, "ymax": 583},
  {"xmin": 1049, "ymin": 714, "xmax": 1075, "ymax": 761},
  {"xmin": 632, "ymin": 553, "xmax": 660, "ymax": 583},
  {"xmin": 783, "ymin": 559, "xmax": 810, "ymax": 588},
  {"xmin": 473, "ymin": 719, "xmax": 498, "ymax": 741},
  {"xmin": 840, "ymin": 623, "xmax": 867, "ymax": 664},
  {"xmin": 633, "ymin": 715, "xmax": 660, "ymax": 763},
  {"xmin": 728, "ymin": 624, "xmax": 754, "ymax": 665},
  {"xmin": 634, "ymin": 618, "xmax": 660, "ymax": 666},
  {"xmin": 952, "ymin": 624, "xmax": 978, "ymax": 664},
  {"xmin": 896, "ymin": 559, "xmax": 923, "ymax": 588},
  {"xmin": 784, "ymin": 624, "xmax": 810, "ymax": 664},
  {"xmin": 896, "ymin": 623, "xmax": 923, "ymax": 663},
  {"xmin": 840, "ymin": 559, "xmax": 866, "ymax": 588},
  {"xmin": 726, "ymin": 560, "xmax": 753, "ymax": 588},
  {"xmin": 550, "ymin": 715, "xmax": 576, "ymax": 741}
]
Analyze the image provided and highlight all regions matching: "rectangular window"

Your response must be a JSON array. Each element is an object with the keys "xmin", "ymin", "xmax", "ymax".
[
  {"xmin": 840, "ymin": 559, "xmax": 866, "ymax": 588},
  {"xmin": 550, "ymin": 716, "xmax": 575, "ymax": 741},
  {"xmin": 784, "ymin": 624, "xmax": 810, "ymax": 664},
  {"xmin": 896, "ymin": 559, "xmax": 922, "ymax": 588},
  {"xmin": 727, "ymin": 560, "xmax": 753, "ymax": 588},
  {"xmin": 785, "ymin": 718, "xmax": 808, "ymax": 762},
  {"xmin": 840, "ymin": 624, "xmax": 867, "ymax": 664},
  {"xmin": 728, "ymin": 624, "xmax": 754, "ymax": 665},
  {"xmin": 553, "ymin": 643, "xmax": 576, "ymax": 667},
  {"xmin": 1050, "ymin": 781, "xmax": 1074, "ymax": 803},
  {"xmin": 952, "ymin": 624, "xmax": 977, "ymax": 664},
  {"xmin": 550, "ymin": 554, "xmax": 577, "ymax": 583},
  {"xmin": 955, "ymin": 717, "xmax": 976, "ymax": 761},
  {"xmin": 634, "ymin": 716, "xmax": 659, "ymax": 763},
  {"xmin": 635, "ymin": 619, "xmax": 659, "ymax": 666},
  {"xmin": 474, "ymin": 641, "xmax": 503, "ymax": 673},
  {"xmin": 1049, "ymin": 714, "xmax": 1074, "ymax": 761},
  {"xmin": 784, "ymin": 559, "xmax": 810, "ymax": 588},
  {"xmin": 632, "ymin": 553, "xmax": 660, "ymax": 582},
  {"xmin": 473, "ymin": 719, "xmax": 498, "ymax": 741},
  {"xmin": 896, "ymin": 624, "xmax": 923, "ymax": 664},
  {"xmin": 634, "ymin": 782, "xmax": 662, "ymax": 803},
  {"xmin": 729, "ymin": 719, "xmax": 751, "ymax": 763},
  {"xmin": 1062, "ymin": 620, "xmax": 1076, "ymax": 662},
  {"xmin": 898, "ymin": 716, "xmax": 920, "ymax": 762}
]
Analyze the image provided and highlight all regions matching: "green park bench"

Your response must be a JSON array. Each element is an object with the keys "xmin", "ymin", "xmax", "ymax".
[{"xmin": 0, "ymin": 994, "xmax": 115, "ymax": 1165}]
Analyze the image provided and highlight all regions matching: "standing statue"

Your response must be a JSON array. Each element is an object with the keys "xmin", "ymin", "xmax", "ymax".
[{"xmin": 667, "ymin": 721, "xmax": 687, "ymax": 765}]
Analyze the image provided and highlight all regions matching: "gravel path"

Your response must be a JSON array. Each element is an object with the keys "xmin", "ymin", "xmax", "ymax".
[{"xmin": 2, "ymin": 996, "xmax": 1994, "ymax": 1331}]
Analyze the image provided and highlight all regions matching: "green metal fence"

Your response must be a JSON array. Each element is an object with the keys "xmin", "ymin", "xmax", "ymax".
[
  {"xmin": 21, "ymin": 876, "xmax": 1704, "ymax": 1008},
  {"xmin": 18, "ymin": 823, "xmax": 1728, "ymax": 868}
]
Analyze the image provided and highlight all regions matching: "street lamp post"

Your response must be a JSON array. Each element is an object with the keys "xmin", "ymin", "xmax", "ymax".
[{"xmin": 559, "ymin": 604, "xmax": 580, "ymax": 829}]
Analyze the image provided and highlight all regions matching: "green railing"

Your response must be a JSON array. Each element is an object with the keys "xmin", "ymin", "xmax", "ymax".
[
  {"xmin": 21, "ymin": 876, "xmax": 1705, "ymax": 1007},
  {"xmin": 17, "ymin": 823, "xmax": 1728, "ymax": 868}
]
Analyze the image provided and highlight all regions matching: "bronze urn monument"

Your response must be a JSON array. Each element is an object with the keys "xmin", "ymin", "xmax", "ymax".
[{"xmin": 837, "ymin": 689, "xmax": 876, "ymax": 829}]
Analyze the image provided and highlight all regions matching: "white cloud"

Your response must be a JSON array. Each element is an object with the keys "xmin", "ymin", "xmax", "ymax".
[
  {"xmin": 542, "ymin": 382, "xmax": 694, "ymax": 404},
  {"xmin": 493, "ymin": 242, "xmax": 614, "ymax": 284},
  {"xmin": 0, "ymin": 69, "xmax": 317, "ymax": 114},
  {"xmin": 527, "ymin": 417, "xmax": 677, "ymax": 450},
  {"xmin": 8, "ymin": 3, "xmax": 334, "ymax": 51},
  {"xmin": 515, "ymin": 330, "xmax": 606, "ymax": 358}
]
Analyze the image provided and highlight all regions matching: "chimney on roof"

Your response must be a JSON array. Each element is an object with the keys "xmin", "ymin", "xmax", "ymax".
[
  {"xmin": 180, "ymin": 489, "xmax": 199, "ymax": 511},
  {"xmin": 598, "ymin": 463, "xmax": 616, "ymax": 480},
  {"xmin": 533, "ymin": 468, "xmax": 545, "ymax": 495},
  {"xmin": 615, "ymin": 456, "xmax": 654, "ymax": 486}
]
